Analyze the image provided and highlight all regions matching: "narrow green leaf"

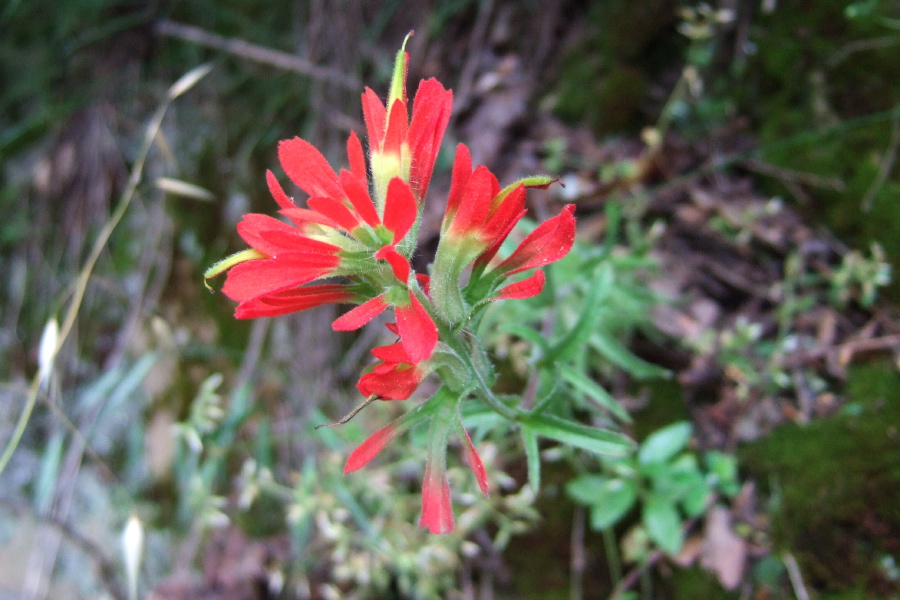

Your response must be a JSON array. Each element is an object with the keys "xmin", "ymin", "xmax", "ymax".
[
  {"xmin": 498, "ymin": 323, "xmax": 551, "ymax": 352},
  {"xmin": 35, "ymin": 431, "xmax": 64, "ymax": 512},
  {"xmin": 521, "ymin": 425, "xmax": 541, "ymax": 495},
  {"xmin": 589, "ymin": 331, "xmax": 671, "ymax": 379},
  {"xmin": 523, "ymin": 413, "xmax": 634, "ymax": 457},
  {"xmin": 546, "ymin": 263, "xmax": 613, "ymax": 363},
  {"xmin": 559, "ymin": 364, "xmax": 631, "ymax": 423},
  {"xmin": 644, "ymin": 492, "xmax": 684, "ymax": 555},
  {"xmin": 638, "ymin": 421, "xmax": 693, "ymax": 466}
]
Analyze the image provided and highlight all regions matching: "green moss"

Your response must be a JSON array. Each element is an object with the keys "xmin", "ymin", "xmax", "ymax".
[{"xmin": 739, "ymin": 360, "xmax": 900, "ymax": 597}]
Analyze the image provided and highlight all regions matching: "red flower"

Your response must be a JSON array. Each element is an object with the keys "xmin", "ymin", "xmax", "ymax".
[
  {"xmin": 356, "ymin": 340, "xmax": 428, "ymax": 400},
  {"xmin": 420, "ymin": 460, "xmax": 454, "ymax": 534}
]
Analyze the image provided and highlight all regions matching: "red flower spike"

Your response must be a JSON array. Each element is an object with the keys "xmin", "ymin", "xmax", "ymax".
[
  {"xmin": 344, "ymin": 421, "xmax": 404, "ymax": 474},
  {"xmin": 339, "ymin": 170, "xmax": 380, "ymax": 228},
  {"xmin": 420, "ymin": 462, "xmax": 454, "ymax": 534},
  {"xmin": 222, "ymin": 254, "xmax": 340, "ymax": 302},
  {"xmin": 497, "ymin": 204, "xmax": 576, "ymax": 276},
  {"xmin": 459, "ymin": 425, "xmax": 489, "ymax": 496},
  {"xmin": 266, "ymin": 170, "xmax": 294, "ymax": 209},
  {"xmin": 235, "ymin": 285, "xmax": 354, "ymax": 319},
  {"xmin": 357, "ymin": 363, "xmax": 424, "ymax": 400},
  {"xmin": 332, "ymin": 295, "xmax": 389, "ymax": 331},
  {"xmin": 491, "ymin": 270, "xmax": 546, "ymax": 301},
  {"xmin": 346, "ymin": 131, "xmax": 368, "ymax": 183},
  {"xmin": 395, "ymin": 292, "xmax": 438, "ymax": 362},
  {"xmin": 375, "ymin": 245, "xmax": 411, "ymax": 283},
  {"xmin": 383, "ymin": 178, "xmax": 417, "ymax": 243},
  {"xmin": 278, "ymin": 137, "xmax": 343, "ymax": 200},
  {"xmin": 361, "ymin": 88, "xmax": 387, "ymax": 148},
  {"xmin": 408, "ymin": 79, "xmax": 453, "ymax": 200}
]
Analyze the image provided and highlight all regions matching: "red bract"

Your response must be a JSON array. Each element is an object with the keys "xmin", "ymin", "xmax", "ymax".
[
  {"xmin": 420, "ymin": 461, "xmax": 454, "ymax": 534},
  {"xmin": 495, "ymin": 204, "xmax": 577, "ymax": 276}
]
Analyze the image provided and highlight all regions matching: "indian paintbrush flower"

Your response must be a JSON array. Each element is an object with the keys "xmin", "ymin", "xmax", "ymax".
[{"xmin": 206, "ymin": 34, "xmax": 575, "ymax": 533}]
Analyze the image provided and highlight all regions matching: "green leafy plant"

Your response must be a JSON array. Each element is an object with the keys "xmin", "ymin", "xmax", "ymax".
[{"xmin": 567, "ymin": 421, "xmax": 740, "ymax": 557}]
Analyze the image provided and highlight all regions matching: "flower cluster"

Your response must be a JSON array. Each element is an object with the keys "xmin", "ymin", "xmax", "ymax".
[{"xmin": 207, "ymin": 36, "xmax": 575, "ymax": 533}]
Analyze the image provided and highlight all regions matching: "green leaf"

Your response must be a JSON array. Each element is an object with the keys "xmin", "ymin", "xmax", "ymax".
[
  {"xmin": 559, "ymin": 364, "xmax": 631, "ymax": 422},
  {"xmin": 545, "ymin": 263, "xmax": 613, "ymax": 363},
  {"xmin": 643, "ymin": 492, "xmax": 684, "ymax": 555},
  {"xmin": 521, "ymin": 425, "xmax": 541, "ymax": 494},
  {"xmin": 680, "ymin": 476, "xmax": 711, "ymax": 517},
  {"xmin": 706, "ymin": 450, "xmax": 740, "ymax": 496},
  {"xmin": 589, "ymin": 332, "xmax": 670, "ymax": 379},
  {"xmin": 591, "ymin": 479, "xmax": 637, "ymax": 531},
  {"xmin": 498, "ymin": 323, "xmax": 551, "ymax": 352},
  {"xmin": 523, "ymin": 413, "xmax": 634, "ymax": 457},
  {"xmin": 638, "ymin": 421, "xmax": 693, "ymax": 466}
]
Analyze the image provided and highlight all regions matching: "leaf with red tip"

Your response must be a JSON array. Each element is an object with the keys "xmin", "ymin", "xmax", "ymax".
[
  {"xmin": 371, "ymin": 341, "xmax": 412, "ymax": 363},
  {"xmin": 279, "ymin": 207, "xmax": 341, "ymax": 231},
  {"xmin": 448, "ymin": 166, "xmax": 497, "ymax": 236},
  {"xmin": 344, "ymin": 421, "xmax": 403, "ymax": 474},
  {"xmin": 357, "ymin": 364, "xmax": 424, "ymax": 400},
  {"xmin": 382, "ymin": 98, "xmax": 409, "ymax": 157},
  {"xmin": 419, "ymin": 463, "xmax": 454, "ymax": 534},
  {"xmin": 237, "ymin": 213, "xmax": 341, "ymax": 257},
  {"xmin": 222, "ymin": 254, "xmax": 339, "ymax": 302},
  {"xmin": 474, "ymin": 209, "xmax": 527, "ymax": 269},
  {"xmin": 408, "ymin": 79, "xmax": 452, "ymax": 200},
  {"xmin": 375, "ymin": 245, "xmax": 411, "ymax": 283},
  {"xmin": 491, "ymin": 270, "xmax": 546, "ymax": 301},
  {"xmin": 497, "ymin": 204, "xmax": 576, "ymax": 276},
  {"xmin": 340, "ymin": 170, "xmax": 380, "ymax": 227},
  {"xmin": 383, "ymin": 178, "xmax": 417, "ymax": 243},
  {"xmin": 444, "ymin": 144, "xmax": 472, "ymax": 221},
  {"xmin": 278, "ymin": 137, "xmax": 343, "ymax": 199},
  {"xmin": 332, "ymin": 295, "xmax": 389, "ymax": 331},
  {"xmin": 395, "ymin": 292, "xmax": 437, "ymax": 362},
  {"xmin": 346, "ymin": 131, "xmax": 368, "ymax": 183},
  {"xmin": 307, "ymin": 196, "xmax": 362, "ymax": 232},
  {"xmin": 235, "ymin": 285, "xmax": 353, "ymax": 319},
  {"xmin": 458, "ymin": 424, "xmax": 489, "ymax": 496},
  {"xmin": 361, "ymin": 88, "xmax": 386, "ymax": 149},
  {"xmin": 266, "ymin": 170, "xmax": 294, "ymax": 209}
]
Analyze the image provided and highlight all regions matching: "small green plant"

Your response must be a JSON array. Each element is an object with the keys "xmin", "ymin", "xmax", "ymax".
[{"xmin": 567, "ymin": 421, "xmax": 740, "ymax": 557}]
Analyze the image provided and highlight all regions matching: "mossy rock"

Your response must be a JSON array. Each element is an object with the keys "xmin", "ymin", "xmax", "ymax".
[{"xmin": 739, "ymin": 360, "xmax": 900, "ymax": 598}]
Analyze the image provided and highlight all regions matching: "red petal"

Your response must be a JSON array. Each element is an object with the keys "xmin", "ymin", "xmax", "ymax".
[
  {"xmin": 371, "ymin": 341, "xmax": 411, "ymax": 363},
  {"xmin": 460, "ymin": 426, "xmax": 489, "ymax": 496},
  {"xmin": 498, "ymin": 204, "xmax": 576, "ymax": 276},
  {"xmin": 235, "ymin": 285, "xmax": 353, "ymax": 319},
  {"xmin": 419, "ymin": 462, "xmax": 454, "ymax": 534},
  {"xmin": 383, "ymin": 98, "xmax": 408, "ymax": 157},
  {"xmin": 357, "ymin": 364, "xmax": 423, "ymax": 400},
  {"xmin": 444, "ymin": 144, "xmax": 472, "ymax": 220},
  {"xmin": 222, "ymin": 254, "xmax": 339, "ymax": 302},
  {"xmin": 361, "ymin": 88, "xmax": 386, "ymax": 149},
  {"xmin": 383, "ymin": 178, "xmax": 417, "ymax": 243},
  {"xmin": 448, "ymin": 166, "xmax": 497, "ymax": 236},
  {"xmin": 237, "ymin": 214, "xmax": 341, "ymax": 256},
  {"xmin": 307, "ymin": 196, "xmax": 362, "ymax": 232},
  {"xmin": 375, "ymin": 245, "xmax": 411, "ymax": 283},
  {"xmin": 278, "ymin": 138, "xmax": 343, "ymax": 200},
  {"xmin": 346, "ymin": 131, "xmax": 368, "ymax": 183},
  {"xmin": 266, "ymin": 170, "xmax": 294, "ymax": 209},
  {"xmin": 416, "ymin": 273, "xmax": 431, "ymax": 296},
  {"xmin": 483, "ymin": 185, "xmax": 526, "ymax": 240},
  {"xmin": 344, "ymin": 421, "xmax": 402, "ymax": 474},
  {"xmin": 279, "ymin": 207, "xmax": 341, "ymax": 231},
  {"xmin": 408, "ymin": 79, "xmax": 452, "ymax": 200},
  {"xmin": 395, "ymin": 292, "xmax": 437, "ymax": 363},
  {"xmin": 491, "ymin": 270, "xmax": 545, "ymax": 301},
  {"xmin": 332, "ymin": 295, "xmax": 389, "ymax": 331},
  {"xmin": 340, "ymin": 170, "xmax": 380, "ymax": 227},
  {"xmin": 475, "ymin": 209, "xmax": 527, "ymax": 269}
]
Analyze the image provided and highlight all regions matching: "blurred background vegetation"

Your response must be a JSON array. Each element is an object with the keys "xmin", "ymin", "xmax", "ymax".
[{"xmin": 2, "ymin": 1, "xmax": 899, "ymax": 599}]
